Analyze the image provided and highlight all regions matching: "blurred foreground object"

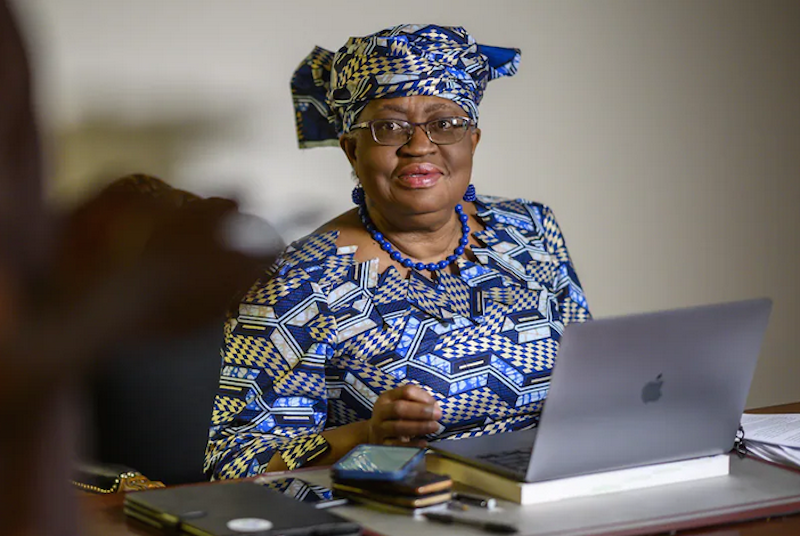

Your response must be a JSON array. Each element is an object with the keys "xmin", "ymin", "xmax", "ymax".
[{"xmin": 0, "ymin": 2, "xmax": 281, "ymax": 532}]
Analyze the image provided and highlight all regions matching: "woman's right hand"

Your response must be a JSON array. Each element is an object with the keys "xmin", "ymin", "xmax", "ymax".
[{"xmin": 367, "ymin": 384, "xmax": 442, "ymax": 446}]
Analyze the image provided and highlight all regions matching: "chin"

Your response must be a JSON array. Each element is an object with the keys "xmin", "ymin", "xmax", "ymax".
[
  {"xmin": 409, "ymin": 203, "xmax": 459, "ymax": 219},
  {"xmin": 395, "ymin": 185, "xmax": 461, "ymax": 212}
]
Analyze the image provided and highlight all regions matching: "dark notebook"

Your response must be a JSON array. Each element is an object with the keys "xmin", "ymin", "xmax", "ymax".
[{"xmin": 124, "ymin": 481, "xmax": 361, "ymax": 535}]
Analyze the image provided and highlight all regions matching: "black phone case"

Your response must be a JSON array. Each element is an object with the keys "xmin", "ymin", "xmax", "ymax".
[
  {"xmin": 334, "ymin": 470, "xmax": 452, "ymax": 496},
  {"xmin": 331, "ymin": 481, "xmax": 452, "ymax": 508},
  {"xmin": 124, "ymin": 481, "xmax": 361, "ymax": 535}
]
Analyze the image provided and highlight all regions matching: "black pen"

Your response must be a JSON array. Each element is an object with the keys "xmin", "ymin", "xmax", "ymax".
[
  {"xmin": 423, "ymin": 512, "xmax": 518, "ymax": 534},
  {"xmin": 452, "ymin": 491, "xmax": 497, "ymax": 510}
]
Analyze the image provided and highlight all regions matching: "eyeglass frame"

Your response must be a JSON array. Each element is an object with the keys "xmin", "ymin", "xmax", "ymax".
[{"xmin": 346, "ymin": 116, "xmax": 477, "ymax": 146}]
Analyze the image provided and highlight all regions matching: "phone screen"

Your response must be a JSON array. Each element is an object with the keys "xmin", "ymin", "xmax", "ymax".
[{"xmin": 335, "ymin": 445, "xmax": 422, "ymax": 474}]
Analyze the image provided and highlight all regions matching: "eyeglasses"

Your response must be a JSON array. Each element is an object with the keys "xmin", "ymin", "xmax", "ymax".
[{"xmin": 347, "ymin": 116, "xmax": 476, "ymax": 146}]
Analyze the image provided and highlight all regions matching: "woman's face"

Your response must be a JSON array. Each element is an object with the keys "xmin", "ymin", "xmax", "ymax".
[{"xmin": 341, "ymin": 95, "xmax": 481, "ymax": 224}]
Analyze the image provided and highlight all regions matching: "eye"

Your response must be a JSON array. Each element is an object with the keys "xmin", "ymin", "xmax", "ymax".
[
  {"xmin": 433, "ymin": 119, "xmax": 454, "ymax": 131},
  {"xmin": 374, "ymin": 120, "xmax": 406, "ymax": 132},
  {"xmin": 429, "ymin": 117, "xmax": 467, "ymax": 132}
]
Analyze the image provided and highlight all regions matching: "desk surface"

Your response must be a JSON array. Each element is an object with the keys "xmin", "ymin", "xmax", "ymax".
[{"xmin": 82, "ymin": 402, "xmax": 800, "ymax": 536}]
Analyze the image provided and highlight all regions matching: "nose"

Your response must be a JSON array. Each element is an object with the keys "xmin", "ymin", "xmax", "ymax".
[{"xmin": 399, "ymin": 123, "xmax": 436, "ymax": 156}]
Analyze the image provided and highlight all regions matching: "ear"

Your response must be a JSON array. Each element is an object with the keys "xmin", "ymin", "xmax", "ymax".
[
  {"xmin": 470, "ymin": 127, "xmax": 481, "ymax": 156},
  {"xmin": 339, "ymin": 134, "xmax": 358, "ymax": 170}
]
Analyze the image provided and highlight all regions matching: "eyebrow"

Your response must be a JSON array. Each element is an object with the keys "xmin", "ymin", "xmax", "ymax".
[{"xmin": 376, "ymin": 102, "xmax": 454, "ymax": 115}]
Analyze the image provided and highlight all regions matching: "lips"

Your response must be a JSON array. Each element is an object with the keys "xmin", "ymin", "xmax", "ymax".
[{"xmin": 396, "ymin": 163, "xmax": 444, "ymax": 189}]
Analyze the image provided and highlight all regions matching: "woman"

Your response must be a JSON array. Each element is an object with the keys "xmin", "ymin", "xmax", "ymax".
[{"xmin": 205, "ymin": 24, "xmax": 591, "ymax": 479}]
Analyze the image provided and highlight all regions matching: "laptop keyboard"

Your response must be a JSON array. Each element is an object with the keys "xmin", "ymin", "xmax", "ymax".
[{"xmin": 476, "ymin": 448, "xmax": 532, "ymax": 471}]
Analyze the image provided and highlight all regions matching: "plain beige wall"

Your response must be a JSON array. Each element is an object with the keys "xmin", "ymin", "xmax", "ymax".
[{"xmin": 15, "ymin": 0, "xmax": 800, "ymax": 408}]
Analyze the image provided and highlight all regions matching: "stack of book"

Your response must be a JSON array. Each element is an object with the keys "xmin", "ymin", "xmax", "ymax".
[
  {"xmin": 741, "ymin": 413, "xmax": 800, "ymax": 470},
  {"xmin": 330, "ymin": 471, "xmax": 453, "ymax": 514}
]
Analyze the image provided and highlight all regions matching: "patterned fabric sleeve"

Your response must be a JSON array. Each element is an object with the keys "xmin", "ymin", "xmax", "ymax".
[
  {"xmin": 204, "ymin": 260, "xmax": 335, "ymax": 479},
  {"xmin": 540, "ymin": 205, "xmax": 592, "ymax": 325}
]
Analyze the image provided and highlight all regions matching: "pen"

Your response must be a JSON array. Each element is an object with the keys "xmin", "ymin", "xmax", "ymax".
[
  {"xmin": 423, "ymin": 512, "xmax": 518, "ymax": 534},
  {"xmin": 452, "ymin": 491, "xmax": 497, "ymax": 510}
]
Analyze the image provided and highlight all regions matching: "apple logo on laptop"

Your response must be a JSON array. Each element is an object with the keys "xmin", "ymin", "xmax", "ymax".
[{"xmin": 641, "ymin": 373, "xmax": 664, "ymax": 404}]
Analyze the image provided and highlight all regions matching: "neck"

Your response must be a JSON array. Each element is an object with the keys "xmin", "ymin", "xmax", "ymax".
[{"xmin": 366, "ymin": 202, "xmax": 461, "ymax": 264}]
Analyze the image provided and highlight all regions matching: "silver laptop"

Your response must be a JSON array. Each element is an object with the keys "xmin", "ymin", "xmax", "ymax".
[{"xmin": 431, "ymin": 298, "xmax": 772, "ymax": 483}]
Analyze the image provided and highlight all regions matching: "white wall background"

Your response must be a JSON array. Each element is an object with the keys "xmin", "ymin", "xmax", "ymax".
[{"xmin": 14, "ymin": 0, "xmax": 800, "ymax": 408}]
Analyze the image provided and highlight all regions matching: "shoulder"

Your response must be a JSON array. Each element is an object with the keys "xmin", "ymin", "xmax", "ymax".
[
  {"xmin": 242, "ymin": 210, "xmax": 365, "ymax": 299},
  {"xmin": 474, "ymin": 194, "xmax": 557, "ymax": 235},
  {"xmin": 313, "ymin": 208, "xmax": 365, "ymax": 250},
  {"xmin": 313, "ymin": 208, "xmax": 382, "ymax": 266},
  {"xmin": 235, "ymin": 230, "xmax": 338, "ymax": 308}
]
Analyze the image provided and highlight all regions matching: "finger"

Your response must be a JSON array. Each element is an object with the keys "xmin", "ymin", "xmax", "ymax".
[
  {"xmin": 374, "ymin": 399, "xmax": 442, "ymax": 422},
  {"xmin": 199, "ymin": 196, "xmax": 239, "ymax": 212},
  {"xmin": 383, "ymin": 438, "xmax": 428, "ymax": 448},
  {"xmin": 377, "ymin": 384, "xmax": 436, "ymax": 405},
  {"xmin": 379, "ymin": 419, "xmax": 440, "ymax": 439},
  {"xmin": 395, "ymin": 384, "xmax": 438, "ymax": 405},
  {"xmin": 218, "ymin": 212, "xmax": 283, "ymax": 260}
]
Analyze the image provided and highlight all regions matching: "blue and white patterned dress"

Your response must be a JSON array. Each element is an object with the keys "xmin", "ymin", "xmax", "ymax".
[{"xmin": 205, "ymin": 196, "xmax": 591, "ymax": 479}]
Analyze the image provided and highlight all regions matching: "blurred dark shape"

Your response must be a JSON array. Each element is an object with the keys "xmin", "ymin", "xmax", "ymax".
[
  {"xmin": 0, "ymin": 0, "xmax": 49, "ymax": 285},
  {"xmin": 0, "ymin": 1, "xmax": 60, "ymax": 532},
  {"xmin": 79, "ymin": 174, "xmax": 283, "ymax": 486},
  {"xmin": 0, "ymin": 0, "xmax": 281, "ymax": 529},
  {"xmin": 51, "ymin": 173, "xmax": 280, "ymax": 338},
  {"xmin": 101, "ymin": 173, "xmax": 202, "ymax": 204},
  {"xmin": 89, "ymin": 319, "xmax": 225, "ymax": 486}
]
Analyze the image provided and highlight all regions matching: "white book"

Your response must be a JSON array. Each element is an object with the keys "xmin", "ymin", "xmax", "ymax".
[{"xmin": 426, "ymin": 453, "xmax": 730, "ymax": 505}]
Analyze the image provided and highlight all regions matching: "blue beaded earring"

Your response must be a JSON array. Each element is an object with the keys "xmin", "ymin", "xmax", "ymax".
[
  {"xmin": 462, "ymin": 184, "xmax": 477, "ymax": 202},
  {"xmin": 351, "ymin": 185, "xmax": 365, "ymax": 206}
]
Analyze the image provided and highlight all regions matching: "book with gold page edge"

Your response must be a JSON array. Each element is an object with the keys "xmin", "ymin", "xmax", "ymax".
[{"xmin": 426, "ymin": 452, "xmax": 730, "ymax": 505}]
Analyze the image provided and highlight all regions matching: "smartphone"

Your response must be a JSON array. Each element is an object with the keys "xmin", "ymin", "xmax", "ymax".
[
  {"xmin": 257, "ymin": 477, "xmax": 348, "ymax": 509},
  {"xmin": 331, "ymin": 445, "xmax": 426, "ymax": 481},
  {"xmin": 334, "ymin": 470, "xmax": 452, "ymax": 496}
]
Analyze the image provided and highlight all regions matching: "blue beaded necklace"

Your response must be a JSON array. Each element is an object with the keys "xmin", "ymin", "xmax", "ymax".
[{"xmin": 357, "ymin": 202, "xmax": 470, "ymax": 272}]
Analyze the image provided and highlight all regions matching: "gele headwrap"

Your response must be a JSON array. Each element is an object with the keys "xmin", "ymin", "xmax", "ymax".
[{"xmin": 291, "ymin": 24, "xmax": 521, "ymax": 148}]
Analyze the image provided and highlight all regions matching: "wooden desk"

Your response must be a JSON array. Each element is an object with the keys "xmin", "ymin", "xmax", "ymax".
[{"xmin": 81, "ymin": 402, "xmax": 800, "ymax": 536}]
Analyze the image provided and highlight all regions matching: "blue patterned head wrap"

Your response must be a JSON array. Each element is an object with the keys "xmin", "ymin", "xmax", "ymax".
[{"xmin": 291, "ymin": 24, "xmax": 521, "ymax": 148}]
